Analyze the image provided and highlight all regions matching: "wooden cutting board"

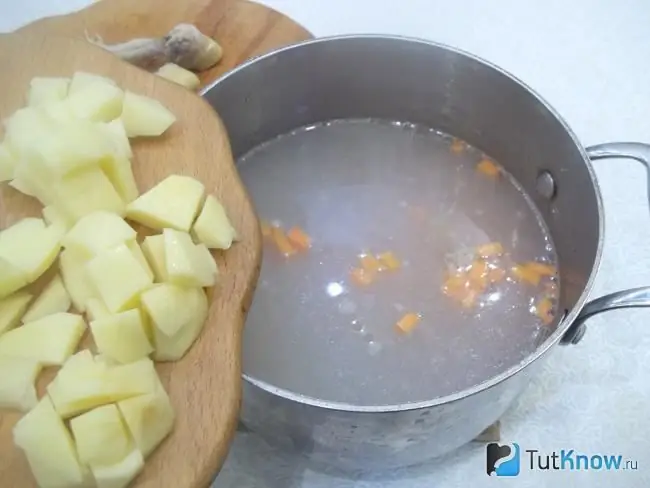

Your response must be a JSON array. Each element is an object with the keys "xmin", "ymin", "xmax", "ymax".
[{"xmin": 0, "ymin": 2, "xmax": 312, "ymax": 488}]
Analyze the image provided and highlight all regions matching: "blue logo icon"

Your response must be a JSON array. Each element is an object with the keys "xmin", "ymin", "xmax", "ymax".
[{"xmin": 486, "ymin": 442, "xmax": 521, "ymax": 477}]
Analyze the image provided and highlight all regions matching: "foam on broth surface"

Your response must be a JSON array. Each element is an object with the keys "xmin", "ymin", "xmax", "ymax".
[{"xmin": 238, "ymin": 119, "xmax": 558, "ymax": 406}]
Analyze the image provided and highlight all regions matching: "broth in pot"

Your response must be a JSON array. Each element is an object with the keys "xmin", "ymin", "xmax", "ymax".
[{"xmin": 238, "ymin": 118, "xmax": 559, "ymax": 406}]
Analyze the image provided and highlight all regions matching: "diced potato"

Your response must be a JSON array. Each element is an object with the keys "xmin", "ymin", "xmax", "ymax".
[
  {"xmin": 48, "ymin": 353, "xmax": 158, "ymax": 418},
  {"xmin": 59, "ymin": 249, "xmax": 97, "ymax": 312},
  {"xmin": 11, "ymin": 153, "xmax": 56, "ymax": 204},
  {"xmin": 121, "ymin": 90, "xmax": 176, "ymax": 137},
  {"xmin": 86, "ymin": 243, "xmax": 154, "ymax": 313},
  {"xmin": 62, "ymin": 211, "xmax": 136, "ymax": 258},
  {"xmin": 0, "ymin": 312, "xmax": 85, "ymax": 365},
  {"xmin": 3, "ymin": 107, "xmax": 53, "ymax": 161},
  {"xmin": 164, "ymin": 228, "xmax": 217, "ymax": 287},
  {"xmin": 92, "ymin": 449, "xmax": 144, "ymax": 488},
  {"xmin": 0, "ymin": 356, "xmax": 41, "ymax": 411},
  {"xmin": 0, "ymin": 143, "xmax": 17, "ymax": 181},
  {"xmin": 90, "ymin": 309, "xmax": 153, "ymax": 364},
  {"xmin": 53, "ymin": 166, "xmax": 126, "ymax": 222},
  {"xmin": 191, "ymin": 195, "xmax": 237, "ymax": 250},
  {"xmin": 67, "ymin": 80, "xmax": 124, "ymax": 122},
  {"xmin": 8, "ymin": 176, "xmax": 37, "ymax": 197},
  {"xmin": 26, "ymin": 77, "xmax": 70, "ymax": 106},
  {"xmin": 141, "ymin": 284, "xmax": 198, "ymax": 337},
  {"xmin": 0, "ymin": 290, "xmax": 32, "ymax": 335},
  {"xmin": 0, "ymin": 257, "xmax": 29, "ymax": 299},
  {"xmin": 155, "ymin": 63, "xmax": 201, "ymax": 90},
  {"xmin": 85, "ymin": 297, "xmax": 111, "ymax": 322},
  {"xmin": 13, "ymin": 397, "xmax": 87, "ymax": 488},
  {"xmin": 70, "ymin": 404, "xmax": 132, "ymax": 466},
  {"xmin": 39, "ymin": 99, "xmax": 76, "ymax": 123},
  {"xmin": 68, "ymin": 71, "xmax": 117, "ymax": 95},
  {"xmin": 153, "ymin": 286, "xmax": 208, "ymax": 361},
  {"xmin": 118, "ymin": 373, "xmax": 174, "ymax": 457},
  {"xmin": 0, "ymin": 217, "xmax": 62, "ymax": 283},
  {"xmin": 141, "ymin": 234, "xmax": 167, "ymax": 282},
  {"xmin": 126, "ymin": 175, "xmax": 205, "ymax": 232},
  {"xmin": 102, "ymin": 119, "xmax": 133, "ymax": 159},
  {"xmin": 126, "ymin": 240, "xmax": 154, "ymax": 281},
  {"xmin": 42, "ymin": 205, "xmax": 73, "ymax": 232},
  {"xmin": 101, "ymin": 156, "xmax": 139, "ymax": 204},
  {"xmin": 22, "ymin": 274, "xmax": 71, "ymax": 323},
  {"xmin": 30, "ymin": 121, "xmax": 115, "ymax": 177}
]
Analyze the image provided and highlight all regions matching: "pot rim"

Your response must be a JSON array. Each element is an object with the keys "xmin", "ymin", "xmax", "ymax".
[{"xmin": 203, "ymin": 33, "xmax": 606, "ymax": 413}]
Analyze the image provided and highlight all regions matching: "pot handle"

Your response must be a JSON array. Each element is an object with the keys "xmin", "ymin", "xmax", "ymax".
[{"xmin": 560, "ymin": 142, "xmax": 650, "ymax": 345}]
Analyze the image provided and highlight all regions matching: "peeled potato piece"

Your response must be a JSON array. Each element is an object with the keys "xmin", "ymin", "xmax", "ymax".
[
  {"xmin": 92, "ymin": 449, "xmax": 144, "ymax": 488},
  {"xmin": 0, "ymin": 143, "xmax": 17, "ymax": 182},
  {"xmin": 141, "ymin": 234, "xmax": 167, "ymax": 282},
  {"xmin": 13, "ymin": 397, "xmax": 87, "ymax": 488},
  {"xmin": 120, "ymin": 90, "xmax": 176, "ymax": 137},
  {"xmin": 156, "ymin": 63, "xmax": 201, "ymax": 90},
  {"xmin": 59, "ymin": 249, "xmax": 97, "ymax": 313},
  {"xmin": 68, "ymin": 71, "xmax": 117, "ymax": 95},
  {"xmin": 163, "ymin": 228, "xmax": 217, "ymax": 287},
  {"xmin": 62, "ymin": 211, "xmax": 136, "ymax": 258},
  {"xmin": 90, "ymin": 309, "xmax": 153, "ymax": 364},
  {"xmin": 0, "ymin": 290, "xmax": 32, "ymax": 335},
  {"xmin": 0, "ymin": 312, "xmax": 86, "ymax": 366},
  {"xmin": 0, "ymin": 355, "xmax": 42, "ymax": 411},
  {"xmin": 141, "ymin": 283, "xmax": 199, "ymax": 337},
  {"xmin": 22, "ymin": 274, "xmax": 71, "ymax": 323},
  {"xmin": 126, "ymin": 175, "xmax": 205, "ymax": 232},
  {"xmin": 67, "ymin": 79, "xmax": 124, "ymax": 122},
  {"xmin": 0, "ymin": 257, "xmax": 29, "ymax": 300},
  {"xmin": 191, "ymin": 194, "xmax": 237, "ymax": 250},
  {"xmin": 26, "ymin": 77, "xmax": 70, "ymax": 107}
]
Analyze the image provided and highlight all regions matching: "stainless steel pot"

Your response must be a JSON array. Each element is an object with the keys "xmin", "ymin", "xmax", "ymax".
[{"xmin": 202, "ymin": 34, "xmax": 650, "ymax": 472}]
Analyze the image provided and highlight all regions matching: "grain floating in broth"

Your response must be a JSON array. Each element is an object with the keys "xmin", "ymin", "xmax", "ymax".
[{"xmin": 238, "ymin": 119, "xmax": 559, "ymax": 406}]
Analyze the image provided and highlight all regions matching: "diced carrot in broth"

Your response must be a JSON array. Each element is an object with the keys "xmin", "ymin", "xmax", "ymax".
[
  {"xmin": 468, "ymin": 260, "xmax": 489, "ymax": 290},
  {"xmin": 510, "ymin": 264, "xmax": 541, "ymax": 286},
  {"xmin": 525, "ymin": 261, "xmax": 557, "ymax": 277},
  {"xmin": 287, "ymin": 226, "xmax": 312, "ymax": 250},
  {"xmin": 476, "ymin": 159, "xmax": 500, "ymax": 178},
  {"xmin": 350, "ymin": 267, "xmax": 375, "ymax": 287},
  {"xmin": 535, "ymin": 297, "xmax": 554, "ymax": 325},
  {"xmin": 271, "ymin": 226, "xmax": 296, "ymax": 257},
  {"xmin": 359, "ymin": 254, "xmax": 385, "ymax": 273},
  {"xmin": 377, "ymin": 251, "xmax": 401, "ymax": 270},
  {"xmin": 395, "ymin": 312, "xmax": 421, "ymax": 334},
  {"xmin": 488, "ymin": 267, "xmax": 506, "ymax": 284},
  {"xmin": 476, "ymin": 242, "xmax": 504, "ymax": 258},
  {"xmin": 461, "ymin": 289, "xmax": 478, "ymax": 308},
  {"xmin": 260, "ymin": 220, "xmax": 272, "ymax": 238},
  {"xmin": 450, "ymin": 138, "xmax": 464, "ymax": 154},
  {"xmin": 442, "ymin": 273, "xmax": 469, "ymax": 300}
]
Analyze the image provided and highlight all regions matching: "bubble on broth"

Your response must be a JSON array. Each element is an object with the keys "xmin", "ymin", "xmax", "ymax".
[{"xmin": 238, "ymin": 118, "xmax": 559, "ymax": 406}]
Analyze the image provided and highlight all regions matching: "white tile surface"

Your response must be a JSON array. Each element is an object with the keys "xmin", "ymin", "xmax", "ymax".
[{"xmin": 3, "ymin": 1, "xmax": 650, "ymax": 487}]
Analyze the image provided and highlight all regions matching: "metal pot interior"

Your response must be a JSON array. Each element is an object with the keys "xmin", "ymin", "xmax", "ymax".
[{"xmin": 202, "ymin": 35, "xmax": 602, "ymax": 409}]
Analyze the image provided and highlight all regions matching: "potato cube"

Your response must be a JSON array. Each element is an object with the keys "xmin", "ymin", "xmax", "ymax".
[
  {"xmin": 22, "ymin": 274, "xmax": 71, "ymax": 323},
  {"xmin": 0, "ymin": 143, "xmax": 17, "ymax": 182},
  {"xmin": 121, "ymin": 90, "xmax": 176, "ymax": 137},
  {"xmin": 70, "ymin": 404, "xmax": 132, "ymax": 466},
  {"xmin": 0, "ymin": 257, "xmax": 29, "ymax": 299},
  {"xmin": 126, "ymin": 175, "xmax": 204, "ymax": 232},
  {"xmin": 68, "ymin": 71, "xmax": 117, "ymax": 94},
  {"xmin": 86, "ymin": 243, "xmax": 153, "ymax": 312},
  {"xmin": 0, "ymin": 290, "xmax": 32, "ymax": 335},
  {"xmin": 11, "ymin": 153, "xmax": 57, "ymax": 204},
  {"xmin": 0, "ymin": 218, "xmax": 62, "ymax": 283},
  {"xmin": 39, "ymin": 99, "xmax": 76, "ymax": 123},
  {"xmin": 3, "ymin": 107, "xmax": 53, "ymax": 161},
  {"xmin": 156, "ymin": 63, "xmax": 200, "ymax": 90},
  {"xmin": 0, "ymin": 355, "xmax": 42, "ymax": 411},
  {"xmin": 90, "ymin": 309, "xmax": 153, "ymax": 364},
  {"xmin": 153, "ymin": 286, "xmax": 208, "ymax": 361},
  {"xmin": 102, "ymin": 119, "xmax": 133, "ymax": 159},
  {"xmin": 101, "ymin": 156, "xmax": 139, "ymax": 204},
  {"xmin": 141, "ymin": 284, "xmax": 197, "ymax": 337},
  {"xmin": 48, "ymin": 354, "xmax": 158, "ymax": 418},
  {"xmin": 92, "ymin": 449, "xmax": 144, "ymax": 488},
  {"xmin": 62, "ymin": 211, "xmax": 136, "ymax": 258},
  {"xmin": 141, "ymin": 234, "xmax": 167, "ymax": 282},
  {"xmin": 85, "ymin": 297, "xmax": 111, "ymax": 321},
  {"xmin": 13, "ymin": 397, "xmax": 86, "ymax": 488},
  {"xmin": 42, "ymin": 205, "xmax": 73, "ymax": 232},
  {"xmin": 53, "ymin": 166, "xmax": 126, "ymax": 223},
  {"xmin": 0, "ymin": 312, "xmax": 85, "ymax": 365},
  {"xmin": 164, "ymin": 229, "xmax": 217, "ymax": 287},
  {"xmin": 26, "ymin": 77, "xmax": 70, "ymax": 106},
  {"xmin": 59, "ymin": 249, "xmax": 97, "ymax": 312},
  {"xmin": 118, "ymin": 373, "xmax": 174, "ymax": 457},
  {"xmin": 126, "ymin": 240, "xmax": 154, "ymax": 281},
  {"xmin": 67, "ymin": 80, "xmax": 124, "ymax": 122},
  {"xmin": 192, "ymin": 195, "xmax": 238, "ymax": 249}
]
